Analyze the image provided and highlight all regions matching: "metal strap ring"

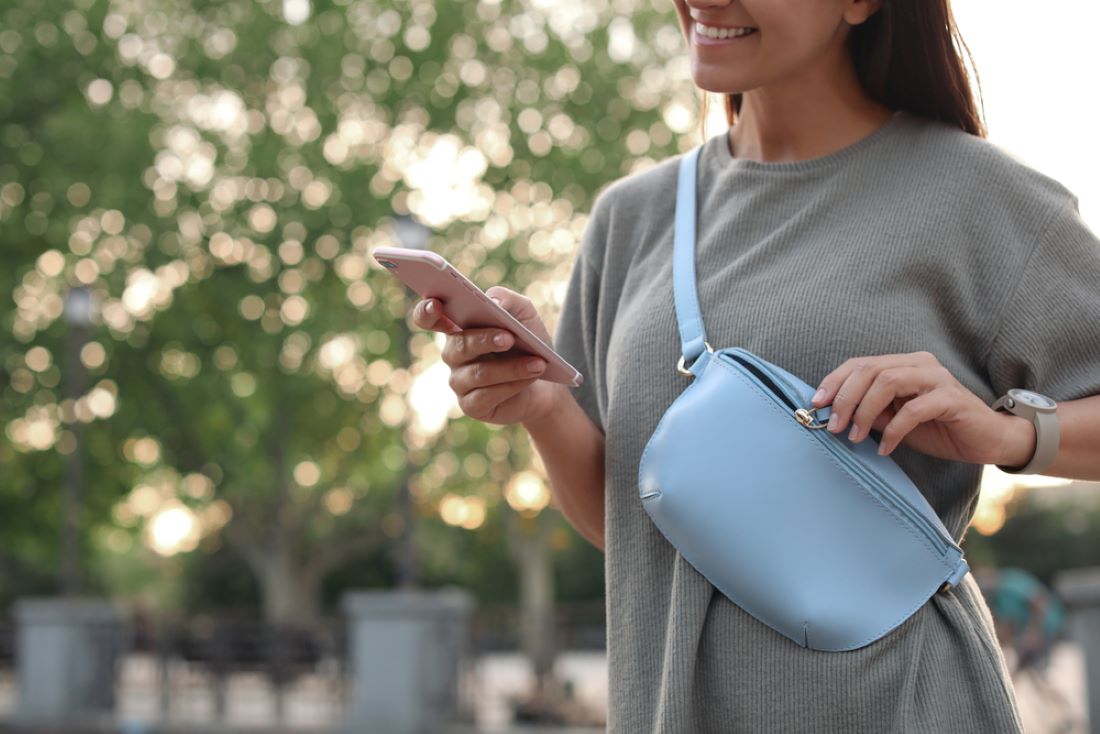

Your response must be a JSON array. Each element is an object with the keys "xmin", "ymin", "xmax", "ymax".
[{"xmin": 676, "ymin": 341, "xmax": 714, "ymax": 378}]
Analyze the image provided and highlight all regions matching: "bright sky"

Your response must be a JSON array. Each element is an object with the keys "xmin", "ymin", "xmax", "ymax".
[{"xmin": 950, "ymin": 0, "xmax": 1100, "ymax": 227}]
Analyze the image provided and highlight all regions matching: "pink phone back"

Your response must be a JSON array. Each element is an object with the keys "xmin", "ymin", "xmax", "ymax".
[{"xmin": 371, "ymin": 246, "xmax": 582, "ymax": 387}]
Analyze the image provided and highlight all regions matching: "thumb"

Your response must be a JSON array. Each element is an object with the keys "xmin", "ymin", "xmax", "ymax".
[{"xmin": 486, "ymin": 287, "xmax": 550, "ymax": 343}]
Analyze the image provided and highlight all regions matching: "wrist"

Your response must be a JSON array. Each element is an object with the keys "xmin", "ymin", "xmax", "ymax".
[{"xmin": 995, "ymin": 412, "xmax": 1037, "ymax": 470}]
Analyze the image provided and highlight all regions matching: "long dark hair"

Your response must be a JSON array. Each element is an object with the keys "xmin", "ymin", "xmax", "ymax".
[{"xmin": 700, "ymin": 0, "xmax": 987, "ymax": 140}]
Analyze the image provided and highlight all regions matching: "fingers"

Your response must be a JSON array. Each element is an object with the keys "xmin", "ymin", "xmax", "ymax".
[
  {"xmin": 813, "ymin": 352, "xmax": 938, "ymax": 407},
  {"xmin": 410, "ymin": 293, "xmax": 549, "ymax": 421},
  {"xmin": 813, "ymin": 352, "xmax": 937, "ymax": 438},
  {"xmin": 456, "ymin": 377, "xmax": 541, "ymax": 422},
  {"xmin": 485, "ymin": 287, "xmax": 532, "ymax": 319},
  {"xmin": 411, "ymin": 298, "xmax": 461, "ymax": 334},
  {"xmin": 448, "ymin": 352, "xmax": 547, "ymax": 396},
  {"xmin": 845, "ymin": 366, "xmax": 931, "ymax": 443},
  {"xmin": 823, "ymin": 360, "xmax": 880, "ymax": 438},
  {"xmin": 876, "ymin": 390, "xmax": 951, "ymax": 456},
  {"xmin": 441, "ymin": 325, "xmax": 518, "ymax": 367},
  {"xmin": 485, "ymin": 287, "xmax": 552, "ymax": 344}
]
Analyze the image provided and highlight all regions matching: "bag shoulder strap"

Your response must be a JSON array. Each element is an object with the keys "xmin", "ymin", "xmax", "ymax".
[{"xmin": 674, "ymin": 145, "xmax": 708, "ymax": 366}]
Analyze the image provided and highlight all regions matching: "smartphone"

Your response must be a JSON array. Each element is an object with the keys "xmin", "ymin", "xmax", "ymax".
[{"xmin": 370, "ymin": 246, "xmax": 583, "ymax": 387}]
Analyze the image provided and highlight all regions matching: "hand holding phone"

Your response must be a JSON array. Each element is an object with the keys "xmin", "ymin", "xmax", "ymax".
[
  {"xmin": 371, "ymin": 246, "xmax": 581, "ymax": 387},
  {"xmin": 371, "ymin": 245, "xmax": 581, "ymax": 427}
]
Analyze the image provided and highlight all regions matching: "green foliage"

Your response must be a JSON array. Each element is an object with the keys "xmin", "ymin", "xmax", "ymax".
[
  {"xmin": 0, "ymin": 0, "xmax": 688, "ymax": 619},
  {"xmin": 967, "ymin": 488, "xmax": 1100, "ymax": 589}
]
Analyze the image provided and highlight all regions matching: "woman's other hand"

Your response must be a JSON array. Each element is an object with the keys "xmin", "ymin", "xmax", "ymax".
[
  {"xmin": 810, "ymin": 350, "xmax": 1035, "ymax": 466},
  {"xmin": 411, "ymin": 287, "xmax": 567, "ymax": 427}
]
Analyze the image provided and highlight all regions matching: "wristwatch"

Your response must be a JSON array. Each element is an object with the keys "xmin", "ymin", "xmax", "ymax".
[{"xmin": 990, "ymin": 389, "xmax": 1060, "ymax": 475}]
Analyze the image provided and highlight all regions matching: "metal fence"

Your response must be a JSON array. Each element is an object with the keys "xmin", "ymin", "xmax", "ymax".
[
  {"xmin": 0, "ymin": 622, "xmax": 12, "ymax": 670},
  {"xmin": 0, "ymin": 601, "xmax": 606, "ymax": 730},
  {"xmin": 471, "ymin": 601, "xmax": 605, "ymax": 653},
  {"xmin": 116, "ymin": 614, "xmax": 348, "ymax": 728}
]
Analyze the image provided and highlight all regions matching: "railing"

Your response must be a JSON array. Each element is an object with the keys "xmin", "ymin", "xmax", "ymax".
[
  {"xmin": 472, "ymin": 601, "xmax": 606, "ymax": 653},
  {"xmin": 0, "ymin": 601, "xmax": 606, "ymax": 729},
  {"xmin": 0, "ymin": 621, "xmax": 12, "ymax": 671},
  {"xmin": 117, "ymin": 614, "xmax": 347, "ymax": 727}
]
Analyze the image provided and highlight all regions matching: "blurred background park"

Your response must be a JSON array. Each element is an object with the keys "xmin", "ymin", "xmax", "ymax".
[{"xmin": 0, "ymin": 0, "xmax": 1097, "ymax": 732}]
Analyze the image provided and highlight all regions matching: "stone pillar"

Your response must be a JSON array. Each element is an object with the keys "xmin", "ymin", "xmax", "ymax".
[
  {"xmin": 1054, "ymin": 566, "xmax": 1100, "ymax": 734},
  {"xmin": 14, "ymin": 597, "xmax": 130, "ymax": 724},
  {"xmin": 340, "ymin": 587, "xmax": 475, "ymax": 734}
]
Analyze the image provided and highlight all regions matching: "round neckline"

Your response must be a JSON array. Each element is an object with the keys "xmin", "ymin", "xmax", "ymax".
[{"xmin": 711, "ymin": 110, "xmax": 906, "ymax": 173}]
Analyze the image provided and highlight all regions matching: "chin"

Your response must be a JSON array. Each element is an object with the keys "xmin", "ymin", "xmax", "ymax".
[
  {"xmin": 694, "ymin": 82, "xmax": 746, "ymax": 96},
  {"xmin": 690, "ymin": 70, "xmax": 750, "ymax": 97}
]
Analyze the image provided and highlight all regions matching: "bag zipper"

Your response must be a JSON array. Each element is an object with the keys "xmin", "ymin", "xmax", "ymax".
[
  {"xmin": 720, "ymin": 350, "xmax": 951, "ymax": 556},
  {"xmin": 814, "ymin": 432, "xmax": 949, "ymax": 555}
]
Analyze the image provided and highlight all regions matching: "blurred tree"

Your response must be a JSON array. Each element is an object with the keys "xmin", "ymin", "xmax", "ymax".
[
  {"xmin": 0, "ymin": 0, "xmax": 692, "ymax": 652},
  {"xmin": 505, "ymin": 473, "xmax": 557, "ymax": 701},
  {"xmin": 967, "ymin": 483, "xmax": 1100, "ymax": 588}
]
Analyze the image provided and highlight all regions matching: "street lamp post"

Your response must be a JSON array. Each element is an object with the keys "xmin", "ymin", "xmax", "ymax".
[
  {"xmin": 342, "ymin": 215, "xmax": 477, "ymax": 732},
  {"xmin": 15, "ymin": 287, "xmax": 128, "ymax": 725},
  {"xmin": 393, "ymin": 213, "xmax": 432, "ymax": 590},
  {"xmin": 61, "ymin": 286, "xmax": 94, "ymax": 596}
]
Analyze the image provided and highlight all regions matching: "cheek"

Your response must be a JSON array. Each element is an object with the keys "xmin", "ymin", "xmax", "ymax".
[
  {"xmin": 749, "ymin": 0, "xmax": 843, "ymax": 53},
  {"xmin": 749, "ymin": 17, "xmax": 844, "ymax": 80}
]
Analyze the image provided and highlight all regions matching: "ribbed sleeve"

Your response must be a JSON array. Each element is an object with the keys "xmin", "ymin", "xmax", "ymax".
[
  {"xmin": 553, "ymin": 192, "xmax": 612, "ymax": 435},
  {"xmin": 985, "ymin": 195, "xmax": 1100, "ymax": 402}
]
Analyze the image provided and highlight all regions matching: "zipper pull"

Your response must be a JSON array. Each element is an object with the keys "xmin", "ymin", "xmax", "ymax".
[{"xmin": 794, "ymin": 407, "xmax": 830, "ymax": 430}]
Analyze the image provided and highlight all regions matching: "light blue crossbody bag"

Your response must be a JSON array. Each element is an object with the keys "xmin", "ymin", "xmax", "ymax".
[{"xmin": 638, "ymin": 145, "xmax": 971, "ymax": 652}]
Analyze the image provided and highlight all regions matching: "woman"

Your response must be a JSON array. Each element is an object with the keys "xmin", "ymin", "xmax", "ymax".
[{"xmin": 413, "ymin": 0, "xmax": 1100, "ymax": 730}]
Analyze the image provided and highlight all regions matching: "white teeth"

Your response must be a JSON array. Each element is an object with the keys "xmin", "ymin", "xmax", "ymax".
[{"xmin": 694, "ymin": 22, "xmax": 756, "ymax": 40}]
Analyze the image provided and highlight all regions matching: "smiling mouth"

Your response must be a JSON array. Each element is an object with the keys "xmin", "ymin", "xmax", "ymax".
[
  {"xmin": 692, "ymin": 22, "xmax": 758, "ymax": 42},
  {"xmin": 695, "ymin": 23, "xmax": 756, "ymax": 39}
]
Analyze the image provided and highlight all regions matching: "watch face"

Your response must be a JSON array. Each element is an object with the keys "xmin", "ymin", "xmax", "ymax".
[{"xmin": 1010, "ymin": 389, "xmax": 1057, "ymax": 410}]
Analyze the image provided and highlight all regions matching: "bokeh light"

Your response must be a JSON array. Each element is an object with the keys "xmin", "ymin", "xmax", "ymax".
[
  {"xmin": 439, "ymin": 493, "xmax": 487, "ymax": 530},
  {"xmin": 504, "ymin": 471, "xmax": 550, "ymax": 517},
  {"xmin": 147, "ymin": 504, "xmax": 200, "ymax": 556}
]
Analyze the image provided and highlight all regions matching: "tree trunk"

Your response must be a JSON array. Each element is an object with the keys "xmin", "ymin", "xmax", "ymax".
[
  {"xmin": 250, "ymin": 407, "xmax": 322, "ymax": 629},
  {"xmin": 507, "ymin": 511, "xmax": 559, "ymax": 698},
  {"xmin": 252, "ymin": 543, "xmax": 321, "ymax": 628}
]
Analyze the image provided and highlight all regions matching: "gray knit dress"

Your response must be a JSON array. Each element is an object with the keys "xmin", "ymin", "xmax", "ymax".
[{"xmin": 551, "ymin": 109, "xmax": 1100, "ymax": 733}]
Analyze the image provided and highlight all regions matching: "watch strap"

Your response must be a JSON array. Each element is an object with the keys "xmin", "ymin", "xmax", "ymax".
[{"xmin": 996, "ymin": 404, "xmax": 1060, "ymax": 475}]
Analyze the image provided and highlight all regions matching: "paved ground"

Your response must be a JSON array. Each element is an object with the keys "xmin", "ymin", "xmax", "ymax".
[
  {"xmin": 0, "ymin": 644, "xmax": 1087, "ymax": 732},
  {"xmin": 0, "ymin": 651, "xmax": 607, "ymax": 731},
  {"xmin": 1007, "ymin": 641, "xmax": 1087, "ymax": 734}
]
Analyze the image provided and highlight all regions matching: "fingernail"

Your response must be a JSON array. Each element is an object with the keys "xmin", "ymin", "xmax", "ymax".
[
  {"xmin": 527, "ymin": 360, "xmax": 545, "ymax": 373},
  {"xmin": 849, "ymin": 424, "xmax": 860, "ymax": 441},
  {"xmin": 490, "ymin": 297, "xmax": 502, "ymax": 306},
  {"xmin": 493, "ymin": 333, "xmax": 507, "ymax": 346},
  {"xmin": 425, "ymin": 301, "xmax": 435, "ymax": 314},
  {"xmin": 877, "ymin": 444, "xmax": 888, "ymax": 456},
  {"xmin": 828, "ymin": 414, "xmax": 839, "ymax": 431},
  {"xmin": 812, "ymin": 388, "xmax": 826, "ymax": 404}
]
